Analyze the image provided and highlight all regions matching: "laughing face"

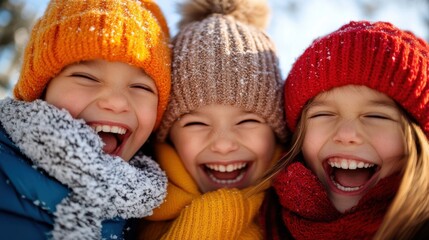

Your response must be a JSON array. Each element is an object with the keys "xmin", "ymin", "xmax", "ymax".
[
  {"xmin": 302, "ymin": 85, "xmax": 406, "ymax": 213},
  {"xmin": 169, "ymin": 104, "xmax": 277, "ymax": 193},
  {"xmin": 44, "ymin": 59, "xmax": 158, "ymax": 161}
]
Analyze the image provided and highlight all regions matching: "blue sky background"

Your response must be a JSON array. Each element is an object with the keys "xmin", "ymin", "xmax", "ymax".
[{"xmin": 5, "ymin": 0, "xmax": 429, "ymax": 92}]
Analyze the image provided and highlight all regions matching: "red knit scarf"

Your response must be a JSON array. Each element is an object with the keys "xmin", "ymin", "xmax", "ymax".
[{"xmin": 263, "ymin": 162, "xmax": 400, "ymax": 240}]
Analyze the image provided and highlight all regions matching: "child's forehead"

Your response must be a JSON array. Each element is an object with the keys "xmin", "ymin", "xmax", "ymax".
[
  {"xmin": 312, "ymin": 85, "xmax": 396, "ymax": 107},
  {"xmin": 65, "ymin": 60, "xmax": 113, "ymax": 67},
  {"xmin": 316, "ymin": 85, "xmax": 383, "ymax": 97},
  {"xmin": 188, "ymin": 104, "xmax": 260, "ymax": 115},
  {"xmin": 62, "ymin": 59, "xmax": 149, "ymax": 75},
  {"xmin": 63, "ymin": 60, "xmax": 95, "ymax": 68},
  {"xmin": 62, "ymin": 60, "xmax": 105, "ymax": 70}
]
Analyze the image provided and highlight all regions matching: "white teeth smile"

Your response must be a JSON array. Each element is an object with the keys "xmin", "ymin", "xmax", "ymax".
[
  {"xmin": 327, "ymin": 158, "xmax": 376, "ymax": 192},
  {"xmin": 330, "ymin": 176, "xmax": 362, "ymax": 192},
  {"xmin": 205, "ymin": 163, "xmax": 247, "ymax": 185},
  {"xmin": 209, "ymin": 172, "xmax": 245, "ymax": 184},
  {"xmin": 205, "ymin": 163, "xmax": 247, "ymax": 172},
  {"xmin": 328, "ymin": 158, "xmax": 375, "ymax": 170},
  {"xmin": 92, "ymin": 125, "xmax": 127, "ymax": 134}
]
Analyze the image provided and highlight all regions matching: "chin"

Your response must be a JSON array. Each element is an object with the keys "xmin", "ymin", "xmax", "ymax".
[{"xmin": 330, "ymin": 192, "xmax": 362, "ymax": 213}]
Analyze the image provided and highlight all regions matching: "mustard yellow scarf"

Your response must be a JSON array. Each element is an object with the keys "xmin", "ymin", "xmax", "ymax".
[{"xmin": 136, "ymin": 143, "xmax": 283, "ymax": 239}]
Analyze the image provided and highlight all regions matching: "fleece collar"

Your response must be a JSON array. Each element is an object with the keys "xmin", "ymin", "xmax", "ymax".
[{"xmin": 0, "ymin": 98, "xmax": 167, "ymax": 239}]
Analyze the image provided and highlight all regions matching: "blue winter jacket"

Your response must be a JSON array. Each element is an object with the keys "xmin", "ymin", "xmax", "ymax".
[{"xmin": 0, "ymin": 98, "xmax": 167, "ymax": 240}]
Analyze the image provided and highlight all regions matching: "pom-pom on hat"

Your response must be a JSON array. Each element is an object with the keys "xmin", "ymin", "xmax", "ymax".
[
  {"xmin": 157, "ymin": 0, "xmax": 287, "ymax": 143},
  {"xmin": 13, "ymin": 0, "xmax": 171, "ymax": 129},
  {"xmin": 284, "ymin": 21, "xmax": 429, "ymax": 139}
]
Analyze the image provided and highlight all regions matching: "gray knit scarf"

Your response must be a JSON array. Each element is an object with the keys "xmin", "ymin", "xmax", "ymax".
[{"xmin": 0, "ymin": 97, "xmax": 167, "ymax": 239}]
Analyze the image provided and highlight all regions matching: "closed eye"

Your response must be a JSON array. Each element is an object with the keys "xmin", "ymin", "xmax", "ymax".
[
  {"xmin": 70, "ymin": 73, "xmax": 98, "ymax": 82},
  {"xmin": 130, "ymin": 84, "xmax": 155, "ymax": 94},
  {"xmin": 308, "ymin": 112, "xmax": 335, "ymax": 119},
  {"xmin": 364, "ymin": 114, "xmax": 392, "ymax": 120},
  {"xmin": 183, "ymin": 121, "xmax": 208, "ymax": 127},
  {"xmin": 237, "ymin": 119, "xmax": 261, "ymax": 125}
]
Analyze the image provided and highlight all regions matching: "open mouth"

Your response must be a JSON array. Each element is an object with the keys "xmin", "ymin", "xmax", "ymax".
[
  {"xmin": 91, "ymin": 124, "xmax": 130, "ymax": 155},
  {"xmin": 203, "ymin": 162, "xmax": 250, "ymax": 187},
  {"xmin": 325, "ymin": 157, "xmax": 380, "ymax": 193}
]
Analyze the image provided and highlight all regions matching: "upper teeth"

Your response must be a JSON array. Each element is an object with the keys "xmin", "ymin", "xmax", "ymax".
[
  {"xmin": 92, "ymin": 125, "xmax": 126, "ymax": 134},
  {"xmin": 205, "ymin": 163, "xmax": 247, "ymax": 172},
  {"xmin": 328, "ymin": 158, "xmax": 374, "ymax": 170}
]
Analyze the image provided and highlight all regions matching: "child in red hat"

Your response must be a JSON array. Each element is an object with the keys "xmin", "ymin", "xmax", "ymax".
[{"xmin": 261, "ymin": 21, "xmax": 429, "ymax": 239}]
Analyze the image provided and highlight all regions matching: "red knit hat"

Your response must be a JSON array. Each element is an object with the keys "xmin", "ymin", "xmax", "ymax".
[{"xmin": 285, "ymin": 21, "xmax": 429, "ymax": 139}]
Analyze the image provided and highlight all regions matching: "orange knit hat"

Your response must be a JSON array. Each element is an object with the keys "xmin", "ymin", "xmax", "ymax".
[{"xmin": 13, "ymin": 0, "xmax": 171, "ymax": 129}]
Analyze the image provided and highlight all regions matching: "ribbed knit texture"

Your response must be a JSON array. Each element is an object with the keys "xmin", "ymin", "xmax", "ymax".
[
  {"xmin": 14, "ymin": 0, "xmax": 171, "ymax": 128},
  {"xmin": 156, "ymin": 0, "xmax": 287, "ymax": 142},
  {"xmin": 137, "ymin": 143, "xmax": 284, "ymax": 239},
  {"xmin": 262, "ymin": 162, "xmax": 400, "ymax": 240},
  {"xmin": 284, "ymin": 21, "xmax": 429, "ymax": 139}
]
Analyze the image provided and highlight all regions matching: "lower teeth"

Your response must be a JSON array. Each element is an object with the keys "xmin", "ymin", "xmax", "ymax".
[
  {"xmin": 209, "ymin": 172, "xmax": 245, "ymax": 184},
  {"xmin": 330, "ymin": 176, "xmax": 362, "ymax": 192}
]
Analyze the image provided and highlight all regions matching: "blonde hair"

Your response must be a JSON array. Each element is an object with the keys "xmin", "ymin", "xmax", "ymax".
[
  {"xmin": 374, "ymin": 119, "xmax": 429, "ymax": 239},
  {"xmin": 260, "ymin": 98, "xmax": 429, "ymax": 238},
  {"xmin": 254, "ymin": 102, "xmax": 308, "ymax": 190}
]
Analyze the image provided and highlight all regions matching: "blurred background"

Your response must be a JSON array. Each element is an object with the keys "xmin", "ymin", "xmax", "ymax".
[{"xmin": 1, "ymin": 0, "xmax": 428, "ymax": 99}]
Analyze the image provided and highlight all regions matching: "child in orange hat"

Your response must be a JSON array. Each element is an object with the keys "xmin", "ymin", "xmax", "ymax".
[
  {"xmin": 261, "ymin": 21, "xmax": 429, "ymax": 239},
  {"xmin": 0, "ymin": 0, "xmax": 171, "ymax": 239}
]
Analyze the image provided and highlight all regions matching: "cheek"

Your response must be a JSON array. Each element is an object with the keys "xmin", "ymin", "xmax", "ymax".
[
  {"xmin": 177, "ymin": 145, "xmax": 198, "ymax": 167},
  {"xmin": 239, "ymin": 127, "xmax": 276, "ymax": 163},
  {"xmin": 170, "ymin": 131, "xmax": 201, "ymax": 169},
  {"xmin": 45, "ymin": 90, "xmax": 85, "ymax": 118},
  {"xmin": 301, "ymin": 129, "xmax": 325, "ymax": 173},
  {"xmin": 135, "ymin": 103, "xmax": 158, "ymax": 129},
  {"xmin": 248, "ymin": 139, "xmax": 276, "ymax": 179},
  {"xmin": 371, "ymin": 128, "xmax": 406, "ymax": 172},
  {"xmin": 44, "ymin": 78, "xmax": 93, "ymax": 118},
  {"xmin": 253, "ymin": 134, "xmax": 276, "ymax": 163},
  {"xmin": 174, "ymin": 140, "xmax": 201, "ymax": 179},
  {"xmin": 302, "ymin": 126, "xmax": 324, "ymax": 156}
]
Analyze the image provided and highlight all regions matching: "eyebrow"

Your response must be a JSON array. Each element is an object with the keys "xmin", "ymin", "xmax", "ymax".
[
  {"xmin": 179, "ymin": 111, "xmax": 202, "ymax": 119},
  {"xmin": 367, "ymin": 99, "xmax": 398, "ymax": 109},
  {"xmin": 309, "ymin": 98, "xmax": 398, "ymax": 109},
  {"xmin": 72, "ymin": 60, "xmax": 94, "ymax": 66},
  {"xmin": 62, "ymin": 60, "xmax": 95, "ymax": 70}
]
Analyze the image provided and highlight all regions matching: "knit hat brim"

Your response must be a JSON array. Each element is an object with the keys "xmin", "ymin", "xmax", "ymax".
[
  {"xmin": 14, "ymin": 0, "xmax": 171, "ymax": 129},
  {"xmin": 285, "ymin": 21, "xmax": 429, "ymax": 139},
  {"xmin": 157, "ymin": 0, "xmax": 287, "ymax": 143}
]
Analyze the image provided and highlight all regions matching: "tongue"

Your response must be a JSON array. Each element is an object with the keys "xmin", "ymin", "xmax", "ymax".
[
  {"xmin": 209, "ymin": 169, "xmax": 241, "ymax": 180},
  {"xmin": 98, "ymin": 132, "xmax": 118, "ymax": 154},
  {"xmin": 334, "ymin": 168, "xmax": 372, "ymax": 187}
]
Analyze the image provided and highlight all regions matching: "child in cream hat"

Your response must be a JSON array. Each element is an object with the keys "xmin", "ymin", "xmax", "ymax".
[{"xmin": 134, "ymin": 0, "xmax": 287, "ymax": 238}]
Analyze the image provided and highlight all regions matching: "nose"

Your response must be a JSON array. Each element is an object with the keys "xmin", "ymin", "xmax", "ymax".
[
  {"xmin": 96, "ymin": 90, "xmax": 130, "ymax": 113},
  {"xmin": 332, "ymin": 119, "xmax": 363, "ymax": 145},
  {"xmin": 210, "ymin": 130, "xmax": 239, "ymax": 154}
]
